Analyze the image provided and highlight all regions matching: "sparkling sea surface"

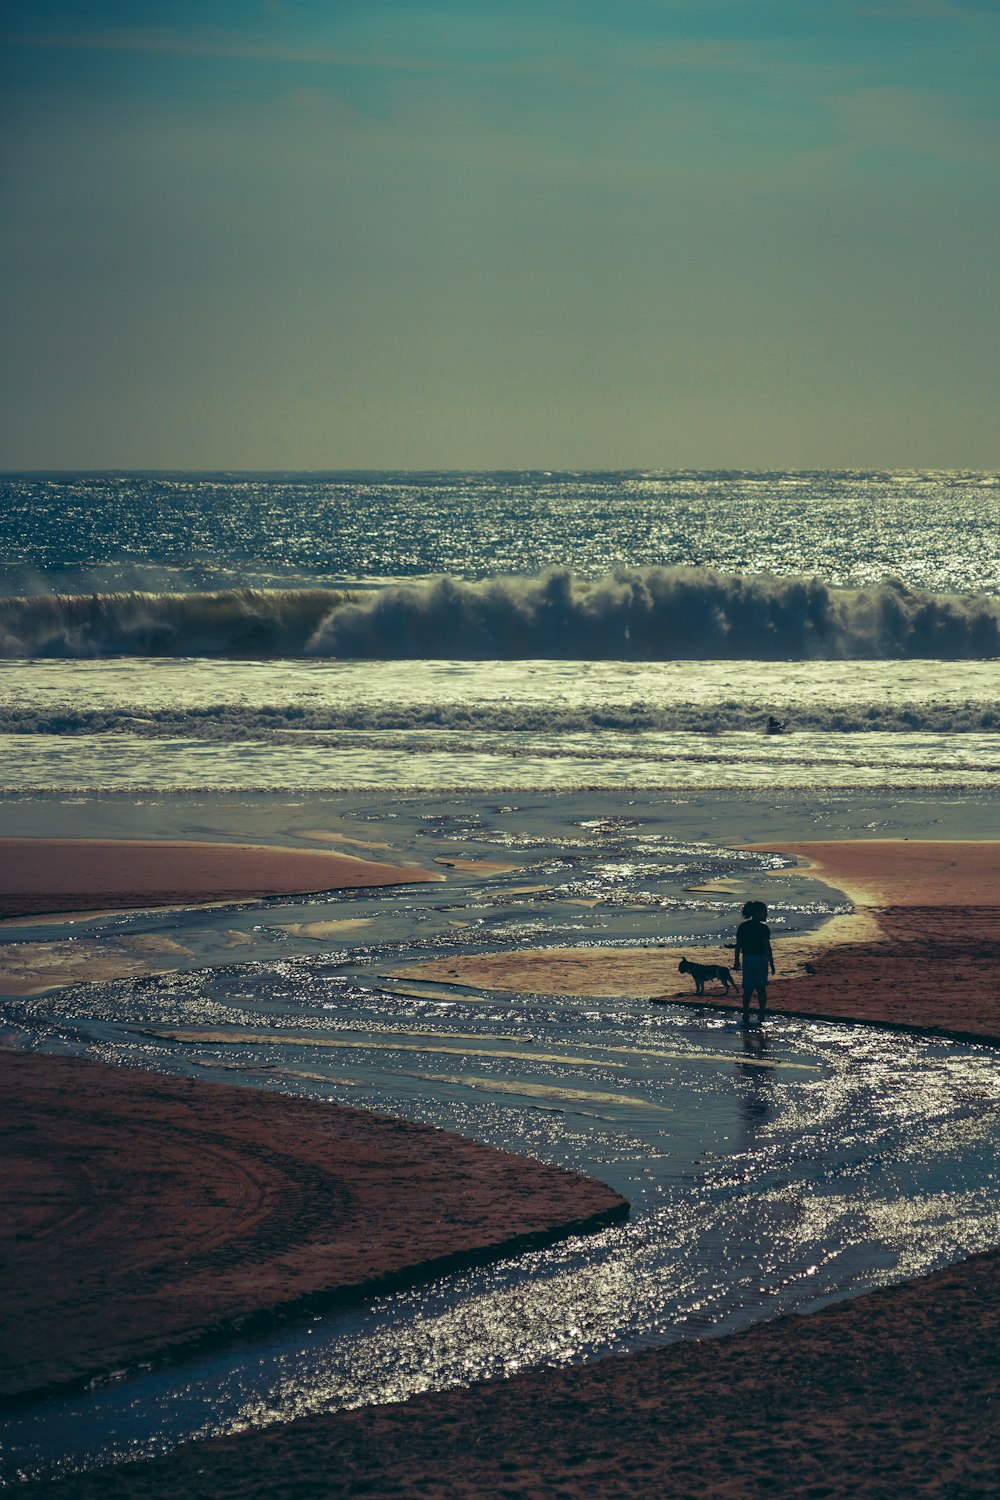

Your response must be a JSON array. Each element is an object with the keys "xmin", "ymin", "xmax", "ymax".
[
  {"xmin": 3, "ymin": 470, "xmax": 999, "ymax": 594},
  {"xmin": 1, "ymin": 472, "xmax": 998, "ymax": 1483}
]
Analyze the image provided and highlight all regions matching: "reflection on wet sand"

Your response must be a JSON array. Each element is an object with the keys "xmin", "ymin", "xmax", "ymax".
[
  {"xmin": 4, "ymin": 808, "xmax": 1000, "ymax": 1488},
  {"xmin": 736, "ymin": 1031, "xmax": 777, "ymax": 1142},
  {"xmin": 0, "ymin": 935, "xmax": 194, "ymax": 996}
]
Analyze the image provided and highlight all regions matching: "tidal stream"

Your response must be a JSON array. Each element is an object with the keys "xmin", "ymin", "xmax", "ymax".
[
  {"xmin": 2, "ymin": 812, "xmax": 999, "ymax": 1486},
  {"xmin": 3, "ymin": 974, "xmax": 999, "ymax": 1486}
]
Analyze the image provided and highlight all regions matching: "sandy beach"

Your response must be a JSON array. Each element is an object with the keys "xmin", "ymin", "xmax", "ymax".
[
  {"xmin": 0, "ymin": 836, "xmax": 441, "ymax": 994},
  {"xmin": 395, "ymin": 840, "xmax": 1000, "ymax": 1041},
  {"xmin": 0, "ymin": 1049, "xmax": 626, "ymax": 1404},
  {"xmin": 7, "ymin": 37, "xmax": 1000, "ymax": 1484},
  {"xmin": 0, "ymin": 837, "xmax": 440, "ymax": 921},
  {"xmin": 5, "ymin": 833, "xmax": 1000, "ymax": 1497}
]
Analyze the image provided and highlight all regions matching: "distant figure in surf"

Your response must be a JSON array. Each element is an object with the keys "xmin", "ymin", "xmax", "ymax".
[
  {"xmin": 733, "ymin": 900, "xmax": 775, "ymax": 1026},
  {"xmin": 766, "ymin": 716, "xmax": 786, "ymax": 735}
]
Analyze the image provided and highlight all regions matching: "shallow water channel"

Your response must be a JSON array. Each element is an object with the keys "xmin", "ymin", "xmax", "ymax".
[
  {"xmin": 3, "ymin": 959, "xmax": 1000, "ymax": 1486},
  {"xmin": 2, "ymin": 816, "xmax": 1000, "ymax": 1486}
]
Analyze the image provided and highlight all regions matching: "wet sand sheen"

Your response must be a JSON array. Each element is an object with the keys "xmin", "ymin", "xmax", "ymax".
[
  {"xmin": 394, "ymin": 840, "xmax": 1000, "ymax": 1040},
  {"xmin": 0, "ymin": 836, "xmax": 439, "ymax": 993},
  {"xmin": 6, "ymin": 836, "xmax": 1000, "ymax": 1498},
  {"xmin": 149, "ymin": 1025, "xmax": 820, "ymax": 1071}
]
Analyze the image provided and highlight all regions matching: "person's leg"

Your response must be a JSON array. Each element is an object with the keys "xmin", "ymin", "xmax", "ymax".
[
  {"xmin": 744, "ymin": 955, "xmax": 765, "ymax": 1024},
  {"xmin": 757, "ymin": 982, "xmax": 767, "ymax": 1022}
]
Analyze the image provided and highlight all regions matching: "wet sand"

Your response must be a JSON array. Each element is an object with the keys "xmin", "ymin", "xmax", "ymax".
[
  {"xmin": 0, "ymin": 837, "xmax": 440, "ymax": 993},
  {"xmin": 26, "ymin": 1245, "xmax": 999, "ymax": 1499},
  {"xmin": 0, "ymin": 837, "xmax": 440, "ymax": 921},
  {"xmin": 9, "ymin": 837, "xmax": 1000, "ymax": 1497},
  {"xmin": 0, "ymin": 1050, "xmax": 626, "ymax": 1404},
  {"xmin": 396, "ymin": 840, "xmax": 1000, "ymax": 1041}
]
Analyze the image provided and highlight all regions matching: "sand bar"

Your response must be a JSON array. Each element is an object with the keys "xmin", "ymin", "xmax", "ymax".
[
  {"xmin": 0, "ymin": 1050, "xmax": 626, "ymax": 1403},
  {"xmin": 0, "ymin": 837, "xmax": 441, "ymax": 921},
  {"xmin": 391, "ymin": 945, "xmax": 694, "ymax": 999},
  {"xmin": 432, "ymin": 856, "xmax": 520, "ymax": 875},
  {"xmin": 0, "ymin": 933, "xmax": 195, "ymax": 997}
]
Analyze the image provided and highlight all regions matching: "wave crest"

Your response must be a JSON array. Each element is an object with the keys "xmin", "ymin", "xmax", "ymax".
[
  {"xmin": 0, "ymin": 588, "xmax": 347, "ymax": 660},
  {"xmin": 2, "ymin": 569, "xmax": 999, "ymax": 659}
]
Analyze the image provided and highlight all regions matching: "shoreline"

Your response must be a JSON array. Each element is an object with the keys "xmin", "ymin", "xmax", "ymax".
[
  {"xmin": 0, "ymin": 1049, "xmax": 627, "ymax": 1407},
  {"xmin": 394, "ymin": 840, "xmax": 1000, "ymax": 1044},
  {"xmin": 5, "ymin": 833, "xmax": 1000, "ymax": 1496}
]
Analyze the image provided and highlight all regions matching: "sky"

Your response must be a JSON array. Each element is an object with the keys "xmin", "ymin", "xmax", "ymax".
[{"xmin": 1, "ymin": 0, "xmax": 998, "ymax": 470}]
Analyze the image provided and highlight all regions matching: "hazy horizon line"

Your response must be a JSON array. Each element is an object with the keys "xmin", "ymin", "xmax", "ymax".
[{"xmin": 5, "ymin": 465, "xmax": 999, "ymax": 479}]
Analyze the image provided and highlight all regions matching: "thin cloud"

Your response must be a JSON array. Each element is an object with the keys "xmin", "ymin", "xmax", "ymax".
[
  {"xmin": 832, "ymin": 82, "xmax": 1000, "ymax": 163},
  {"xmin": 9, "ymin": 25, "xmax": 778, "ymax": 92},
  {"xmin": 625, "ymin": 37, "xmax": 794, "ymax": 72},
  {"xmin": 5, "ymin": 27, "xmax": 463, "ymax": 73},
  {"xmin": 849, "ymin": 0, "xmax": 997, "ymax": 19}
]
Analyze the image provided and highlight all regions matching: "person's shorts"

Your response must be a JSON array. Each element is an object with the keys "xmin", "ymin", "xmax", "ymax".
[{"xmin": 742, "ymin": 954, "xmax": 769, "ymax": 991}]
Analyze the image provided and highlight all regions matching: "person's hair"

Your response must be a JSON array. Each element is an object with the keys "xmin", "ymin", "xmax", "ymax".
[
  {"xmin": 753, "ymin": 901, "xmax": 768, "ymax": 919},
  {"xmin": 741, "ymin": 901, "xmax": 755, "ymax": 917}
]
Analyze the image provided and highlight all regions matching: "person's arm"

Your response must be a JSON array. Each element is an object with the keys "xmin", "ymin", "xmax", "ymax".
[
  {"xmin": 766, "ymin": 932, "xmax": 775, "ymax": 975},
  {"xmin": 733, "ymin": 924, "xmax": 743, "ymax": 971}
]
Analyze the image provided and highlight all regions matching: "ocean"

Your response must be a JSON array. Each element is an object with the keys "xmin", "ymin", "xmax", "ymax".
[
  {"xmin": 2, "ymin": 471, "xmax": 999, "ymax": 1479},
  {"xmin": 2, "ymin": 469, "xmax": 999, "ymax": 796}
]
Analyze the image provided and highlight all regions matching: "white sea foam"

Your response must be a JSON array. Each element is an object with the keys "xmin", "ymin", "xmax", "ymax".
[
  {"xmin": 1, "ymin": 657, "xmax": 996, "ymax": 735},
  {"xmin": 1, "ymin": 656, "xmax": 997, "ymax": 792},
  {"xmin": 1, "ymin": 730, "xmax": 996, "ymax": 793}
]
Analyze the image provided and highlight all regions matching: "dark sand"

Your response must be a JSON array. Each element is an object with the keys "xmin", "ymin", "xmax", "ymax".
[
  {"xmin": 0, "ymin": 1051, "xmax": 626, "ymax": 1404},
  {"xmin": 746, "ymin": 840, "xmax": 1000, "ymax": 1041},
  {"xmin": 9, "ymin": 839, "xmax": 1000, "ymax": 1497}
]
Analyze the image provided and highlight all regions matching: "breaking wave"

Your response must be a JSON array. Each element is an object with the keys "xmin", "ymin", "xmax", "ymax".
[
  {"xmin": 0, "ymin": 587, "xmax": 348, "ymax": 659},
  {"xmin": 2, "ymin": 568, "xmax": 1000, "ymax": 660}
]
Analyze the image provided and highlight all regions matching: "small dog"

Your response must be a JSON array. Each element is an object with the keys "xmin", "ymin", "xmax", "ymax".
[{"xmin": 678, "ymin": 957, "xmax": 736, "ymax": 995}]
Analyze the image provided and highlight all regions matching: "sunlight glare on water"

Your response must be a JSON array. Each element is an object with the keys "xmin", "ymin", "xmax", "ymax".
[{"xmin": 3, "ymin": 952, "xmax": 999, "ymax": 1482}]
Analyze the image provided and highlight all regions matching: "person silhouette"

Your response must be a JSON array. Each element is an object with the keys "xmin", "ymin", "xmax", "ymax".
[{"xmin": 733, "ymin": 900, "xmax": 775, "ymax": 1026}]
